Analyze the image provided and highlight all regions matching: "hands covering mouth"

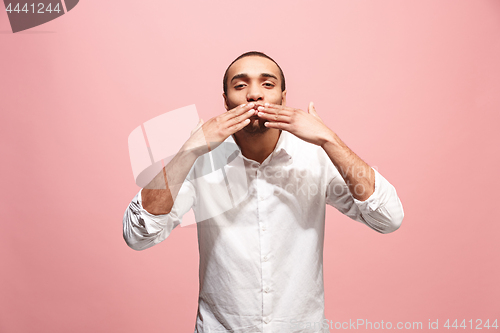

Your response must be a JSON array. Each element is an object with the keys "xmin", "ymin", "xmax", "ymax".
[
  {"xmin": 250, "ymin": 103, "xmax": 265, "ymax": 117},
  {"xmin": 245, "ymin": 103, "xmax": 263, "ymax": 119}
]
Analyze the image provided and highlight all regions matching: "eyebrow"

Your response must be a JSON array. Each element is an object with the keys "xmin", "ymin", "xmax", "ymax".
[{"xmin": 230, "ymin": 73, "xmax": 278, "ymax": 83}]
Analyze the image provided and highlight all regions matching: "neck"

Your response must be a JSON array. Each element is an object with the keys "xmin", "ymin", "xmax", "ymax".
[{"xmin": 233, "ymin": 129, "xmax": 281, "ymax": 164}]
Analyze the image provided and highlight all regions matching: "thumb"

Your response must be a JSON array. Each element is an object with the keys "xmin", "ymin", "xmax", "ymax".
[
  {"xmin": 191, "ymin": 118, "xmax": 204, "ymax": 135},
  {"xmin": 308, "ymin": 102, "xmax": 318, "ymax": 116}
]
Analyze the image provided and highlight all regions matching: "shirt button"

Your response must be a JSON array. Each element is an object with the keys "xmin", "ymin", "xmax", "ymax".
[
  {"xmin": 264, "ymin": 286, "xmax": 270, "ymax": 293},
  {"xmin": 264, "ymin": 317, "xmax": 270, "ymax": 324},
  {"xmin": 258, "ymin": 195, "xmax": 264, "ymax": 201},
  {"xmin": 263, "ymin": 255, "xmax": 268, "ymax": 261},
  {"xmin": 261, "ymin": 226, "xmax": 266, "ymax": 231}
]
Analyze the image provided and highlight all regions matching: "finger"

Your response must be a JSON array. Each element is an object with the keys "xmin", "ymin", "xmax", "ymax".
[
  {"xmin": 227, "ymin": 107, "xmax": 258, "ymax": 127},
  {"xmin": 308, "ymin": 102, "xmax": 318, "ymax": 116},
  {"xmin": 257, "ymin": 105, "xmax": 293, "ymax": 117},
  {"xmin": 228, "ymin": 117, "xmax": 251, "ymax": 133},
  {"xmin": 190, "ymin": 118, "xmax": 204, "ymax": 135},
  {"xmin": 223, "ymin": 103, "xmax": 256, "ymax": 121},
  {"xmin": 256, "ymin": 111, "xmax": 291, "ymax": 123},
  {"xmin": 263, "ymin": 121, "xmax": 291, "ymax": 130},
  {"xmin": 263, "ymin": 103, "xmax": 295, "ymax": 111}
]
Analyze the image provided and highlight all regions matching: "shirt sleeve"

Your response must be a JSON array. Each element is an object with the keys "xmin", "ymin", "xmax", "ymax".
[
  {"xmin": 122, "ymin": 179, "xmax": 196, "ymax": 251},
  {"xmin": 325, "ymin": 166, "xmax": 404, "ymax": 234}
]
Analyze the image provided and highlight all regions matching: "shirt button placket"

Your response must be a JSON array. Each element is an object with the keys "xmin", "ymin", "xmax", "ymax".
[{"xmin": 257, "ymin": 166, "xmax": 272, "ymax": 333}]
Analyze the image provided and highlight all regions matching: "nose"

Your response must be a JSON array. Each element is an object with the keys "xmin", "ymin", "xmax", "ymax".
[{"xmin": 246, "ymin": 83, "xmax": 264, "ymax": 104}]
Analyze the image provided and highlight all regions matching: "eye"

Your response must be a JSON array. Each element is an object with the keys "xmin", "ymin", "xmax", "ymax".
[
  {"xmin": 234, "ymin": 84, "xmax": 246, "ymax": 89},
  {"xmin": 264, "ymin": 82, "xmax": 275, "ymax": 87}
]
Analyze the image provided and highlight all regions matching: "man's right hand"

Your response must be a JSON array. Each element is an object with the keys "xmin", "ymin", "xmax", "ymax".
[
  {"xmin": 184, "ymin": 103, "xmax": 258, "ymax": 154},
  {"xmin": 142, "ymin": 103, "xmax": 257, "ymax": 215}
]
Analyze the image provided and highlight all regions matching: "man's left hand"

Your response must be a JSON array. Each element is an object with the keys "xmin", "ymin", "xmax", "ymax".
[{"xmin": 257, "ymin": 102, "xmax": 334, "ymax": 146}]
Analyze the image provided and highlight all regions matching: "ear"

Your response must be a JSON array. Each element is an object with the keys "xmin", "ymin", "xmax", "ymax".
[
  {"xmin": 223, "ymin": 92, "xmax": 229, "ymax": 111},
  {"xmin": 281, "ymin": 90, "xmax": 287, "ymax": 106}
]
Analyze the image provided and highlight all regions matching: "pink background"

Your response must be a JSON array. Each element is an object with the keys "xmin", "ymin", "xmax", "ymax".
[{"xmin": 1, "ymin": 0, "xmax": 499, "ymax": 332}]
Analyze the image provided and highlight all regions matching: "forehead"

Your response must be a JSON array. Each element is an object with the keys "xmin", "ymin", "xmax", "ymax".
[{"xmin": 227, "ymin": 56, "xmax": 281, "ymax": 81}]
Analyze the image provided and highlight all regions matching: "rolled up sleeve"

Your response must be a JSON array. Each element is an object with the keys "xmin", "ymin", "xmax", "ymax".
[
  {"xmin": 326, "ymin": 167, "xmax": 404, "ymax": 234},
  {"xmin": 122, "ymin": 180, "xmax": 196, "ymax": 251}
]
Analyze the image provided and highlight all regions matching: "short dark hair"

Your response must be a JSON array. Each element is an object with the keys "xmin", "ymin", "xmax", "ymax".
[{"xmin": 223, "ymin": 51, "xmax": 286, "ymax": 95}]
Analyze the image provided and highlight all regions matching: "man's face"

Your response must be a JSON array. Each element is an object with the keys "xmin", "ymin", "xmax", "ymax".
[{"xmin": 224, "ymin": 56, "xmax": 286, "ymax": 134}]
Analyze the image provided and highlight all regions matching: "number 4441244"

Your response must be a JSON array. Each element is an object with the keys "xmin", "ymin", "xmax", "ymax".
[
  {"xmin": 444, "ymin": 319, "xmax": 498, "ymax": 330},
  {"xmin": 5, "ymin": 3, "xmax": 61, "ymax": 14}
]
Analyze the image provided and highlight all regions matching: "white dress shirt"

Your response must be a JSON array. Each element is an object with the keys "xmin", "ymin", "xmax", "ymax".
[{"xmin": 123, "ymin": 130, "xmax": 404, "ymax": 333}]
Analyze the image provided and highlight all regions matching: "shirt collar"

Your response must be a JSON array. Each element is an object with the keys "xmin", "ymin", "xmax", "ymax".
[{"xmin": 225, "ymin": 130, "xmax": 294, "ymax": 166}]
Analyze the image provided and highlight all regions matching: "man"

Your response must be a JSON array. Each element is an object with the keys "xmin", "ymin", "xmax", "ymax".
[{"xmin": 123, "ymin": 51, "xmax": 404, "ymax": 333}]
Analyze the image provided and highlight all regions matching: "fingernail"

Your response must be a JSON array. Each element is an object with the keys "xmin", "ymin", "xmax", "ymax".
[
  {"xmin": 248, "ymin": 102, "xmax": 255, "ymax": 107},
  {"xmin": 258, "ymin": 106, "xmax": 265, "ymax": 111},
  {"xmin": 264, "ymin": 102, "xmax": 270, "ymax": 106}
]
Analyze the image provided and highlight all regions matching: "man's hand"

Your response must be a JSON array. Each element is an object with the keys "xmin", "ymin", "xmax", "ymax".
[
  {"xmin": 256, "ymin": 102, "xmax": 334, "ymax": 146},
  {"xmin": 184, "ymin": 102, "xmax": 258, "ymax": 153},
  {"xmin": 258, "ymin": 102, "xmax": 375, "ymax": 200},
  {"xmin": 142, "ymin": 103, "xmax": 257, "ymax": 215}
]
